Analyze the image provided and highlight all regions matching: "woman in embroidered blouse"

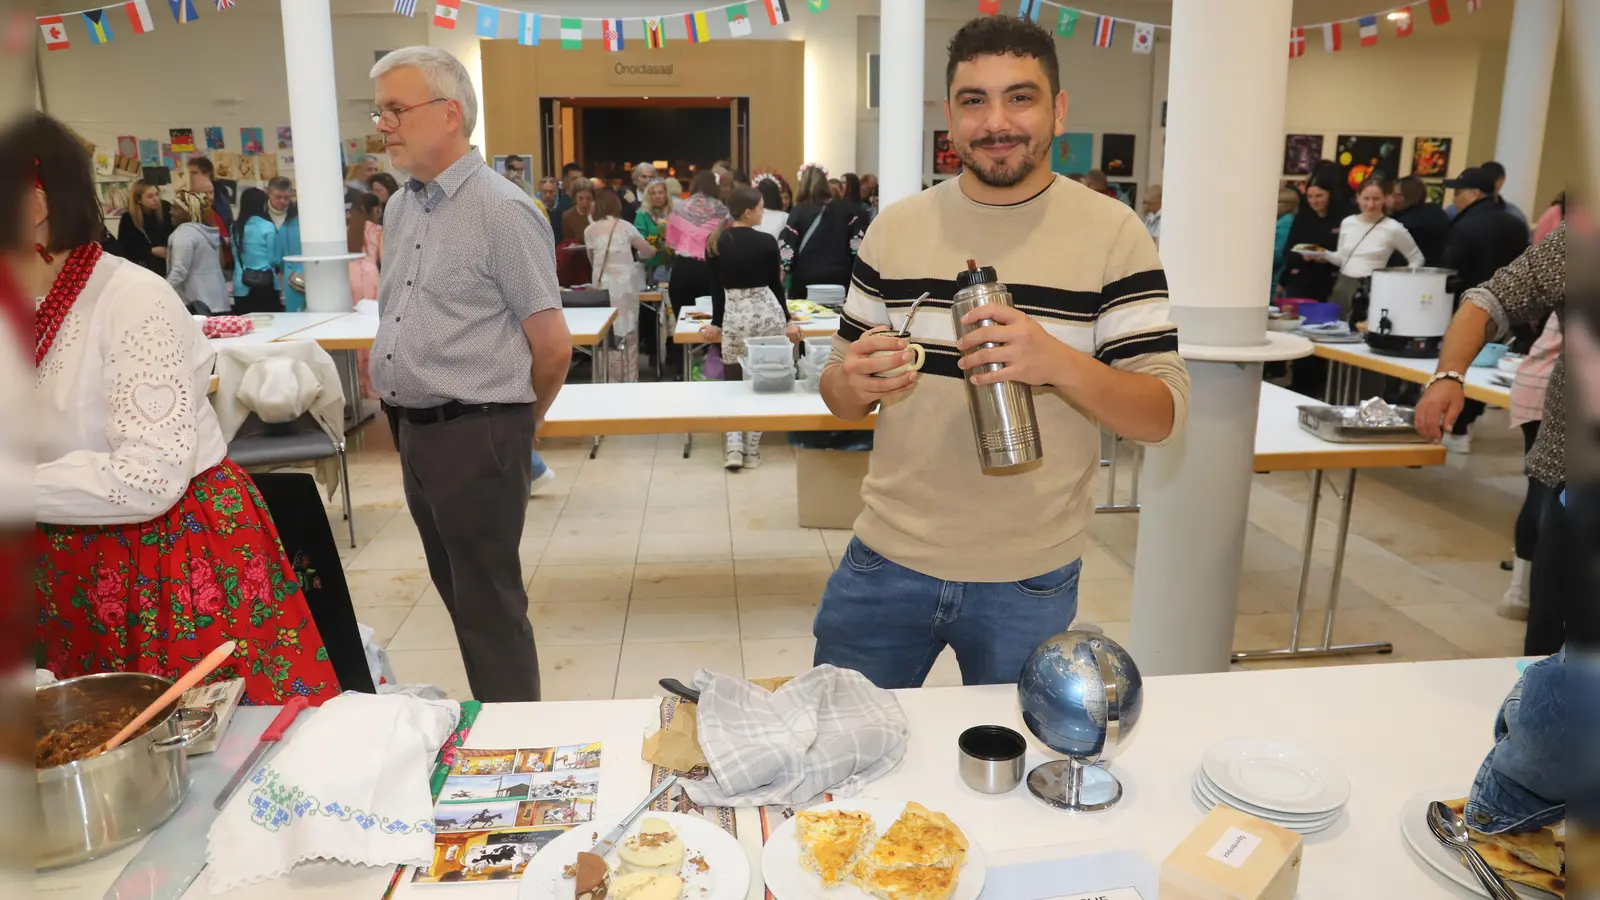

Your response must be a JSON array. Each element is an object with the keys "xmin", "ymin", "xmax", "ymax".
[{"xmin": 14, "ymin": 113, "xmax": 340, "ymax": 705}]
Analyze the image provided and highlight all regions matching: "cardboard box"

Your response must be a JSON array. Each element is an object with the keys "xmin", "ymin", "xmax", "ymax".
[
  {"xmin": 1160, "ymin": 806, "xmax": 1303, "ymax": 900},
  {"xmin": 795, "ymin": 448, "xmax": 868, "ymax": 530}
]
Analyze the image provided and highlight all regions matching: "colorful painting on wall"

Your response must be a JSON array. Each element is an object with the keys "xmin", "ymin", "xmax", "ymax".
[
  {"xmin": 137, "ymin": 139, "xmax": 161, "ymax": 167},
  {"xmin": 931, "ymin": 131, "xmax": 960, "ymax": 175},
  {"xmin": 1335, "ymin": 134, "xmax": 1402, "ymax": 192},
  {"xmin": 169, "ymin": 128, "xmax": 196, "ymax": 154},
  {"xmin": 115, "ymin": 135, "xmax": 140, "ymax": 175},
  {"xmin": 240, "ymin": 127, "xmax": 264, "ymax": 155},
  {"xmin": 1100, "ymin": 133, "xmax": 1135, "ymax": 177},
  {"xmin": 204, "ymin": 126, "xmax": 224, "ymax": 150},
  {"xmin": 160, "ymin": 142, "xmax": 179, "ymax": 169},
  {"xmin": 1051, "ymin": 132, "xmax": 1092, "ymax": 176},
  {"xmin": 1282, "ymin": 134, "xmax": 1323, "ymax": 176},
  {"xmin": 1411, "ymin": 137, "xmax": 1453, "ymax": 178},
  {"xmin": 277, "ymin": 126, "xmax": 293, "ymax": 150}
]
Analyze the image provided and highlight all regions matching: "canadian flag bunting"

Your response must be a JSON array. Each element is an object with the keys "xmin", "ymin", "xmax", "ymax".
[
  {"xmin": 1289, "ymin": 27, "xmax": 1305, "ymax": 58},
  {"xmin": 1393, "ymin": 7, "xmax": 1415, "ymax": 37},
  {"xmin": 1324, "ymin": 22, "xmax": 1342, "ymax": 52},
  {"xmin": 39, "ymin": 15, "xmax": 69, "ymax": 50},
  {"xmin": 433, "ymin": 0, "xmax": 458, "ymax": 29}
]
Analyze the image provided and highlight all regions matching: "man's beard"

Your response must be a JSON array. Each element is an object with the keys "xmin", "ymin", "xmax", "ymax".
[{"xmin": 956, "ymin": 131, "xmax": 1051, "ymax": 188}]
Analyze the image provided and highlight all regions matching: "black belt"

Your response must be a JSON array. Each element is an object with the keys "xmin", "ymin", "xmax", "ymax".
[{"xmin": 385, "ymin": 401, "xmax": 531, "ymax": 425}]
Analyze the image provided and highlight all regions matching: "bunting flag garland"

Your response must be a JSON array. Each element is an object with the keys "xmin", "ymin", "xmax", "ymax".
[
  {"xmin": 1092, "ymin": 15, "xmax": 1114, "ymax": 48},
  {"xmin": 1132, "ymin": 21, "xmax": 1154, "ymax": 53},
  {"xmin": 39, "ymin": 15, "xmax": 69, "ymax": 50},
  {"xmin": 168, "ymin": 0, "xmax": 197, "ymax": 24},
  {"xmin": 685, "ymin": 10, "xmax": 710, "ymax": 42},
  {"xmin": 807, "ymin": 0, "xmax": 827, "ymax": 10},
  {"xmin": 1055, "ymin": 7, "xmax": 1077, "ymax": 36},
  {"xmin": 560, "ymin": 17, "xmax": 582, "ymax": 48},
  {"xmin": 1324, "ymin": 21, "xmax": 1343, "ymax": 51},
  {"xmin": 603, "ymin": 17, "xmax": 624, "ymax": 49},
  {"xmin": 1429, "ymin": 0, "xmax": 1451, "ymax": 24},
  {"xmin": 83, "ymin": 10, "xmax": 113, "ymax": 44},
  {"xmin": 978, "ymin": 0, "xmax": 1000, "ymax": 14},
  {"xmin": 394, "ymin": 0, "xmax": 416, "ymax": 16},
  {"xmin": 1288, "ymin": 26, "xmax": 1305, "ymax": 58},
  {"xmin": 1465, "ymin": 0, "xmax": 1479, "ymax": 11},
  {"xmin": 126, "ymin": 0, "xmax": 154, "ymax": 33},
  {"xmin": 765, "ymin": 0, "xmax": 789, "ymax": 26},
  {"xmin": 475, "ymin": 4, "xmax": 497, "ymax": 37},
  {"xmin": 645, "ymin": 16, "xmax": 666, "ymax": 47},
  {"xmin": 1017, "ymin": 0, "xmax": 1041, "ymax": 22},
  {"xmin": 727, "ymin": 3, "xmax": 752, "ymax": 36},
  {"xmin": 214, "ymin": 0, "xmax": 235, "ymax": 9},
  {"xmin": 433, "ymin": 0, "xmax": 458, "ymax": 29},
  {"xmin": 1358, "ymin": 14, "xmax": 1378, "ymax": 45},
  {"xmin": 518, "ymin": 11, "xmax": 538, "ymax": 44},
  {"xmin": 1393, "ymin": 6, "xmax": 1414, "ymax": 36}
]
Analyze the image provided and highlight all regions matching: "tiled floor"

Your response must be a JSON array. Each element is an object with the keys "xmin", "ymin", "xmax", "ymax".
[{"xmin": 322, "ymin": 404, "xmax": 1532, "ymax": 702}]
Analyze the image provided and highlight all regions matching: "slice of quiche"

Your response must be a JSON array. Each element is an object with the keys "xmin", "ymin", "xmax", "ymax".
[
  {"xmin": 860, "ymin": 802, "xmax": 969, "ymax": 872},
  {"xmin": 794, "ymin": 809, "xmax": 877, "ymax": 888}
]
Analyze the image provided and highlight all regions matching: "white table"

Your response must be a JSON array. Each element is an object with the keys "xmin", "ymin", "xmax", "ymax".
[
  {"xmin": 1312, "ymin": 341, "xmax": 1511, "ymax": 407},
  {"xmin": 206, "ymin": 312, "xmax": 352, "ymax": 346},
  {"xmin": 279, "ymin": 308, "xmax": 616, "ymax": 353},
  {"xmin": 42, "ymin": 658, "xmax": 1523, "ymax": 900}
]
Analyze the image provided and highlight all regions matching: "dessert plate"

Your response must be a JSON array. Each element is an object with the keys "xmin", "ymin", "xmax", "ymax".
[{"xmin": 520, "ymin": 810, "xmax": 748, "ymax": 900}]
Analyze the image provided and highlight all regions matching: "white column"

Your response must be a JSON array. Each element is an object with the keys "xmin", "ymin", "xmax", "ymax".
[
  {"xmin": 1493, "ymin": 0, "xmax": 1562, "ymax": 215},
  {"xmin": 1127, "ymin": 0, "xmax": 1309, "ymax": 675},
  {"xmin": 876, "ymin": 0, "xmax": 925, "ymax": 207},
  {"xmin": 280, "ymin": 0, "xmax": 353, "ymax": 313},
  {"xmin": 802, "ymin": 5, "xmax": 859, "ymax": 176}
]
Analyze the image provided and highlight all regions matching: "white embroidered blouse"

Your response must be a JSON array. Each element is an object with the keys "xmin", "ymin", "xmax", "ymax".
[{"xmin": 36, "ymin": 254, "xmax": 228, "ymax": 526}]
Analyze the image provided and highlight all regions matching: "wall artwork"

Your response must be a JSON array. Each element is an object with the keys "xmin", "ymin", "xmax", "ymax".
[
  {"xmin": 115, "ymin": 135, "xmax": 140, "ymax": 175},
  {"xmin": 169, "ymin": 128, "xmax": 196, "ymax": 154},
  {"xmin": 236, "ymin": 154, "xmax": 257, "ymax": 181},
  {"xmin": 342, "ymin": 138, "xmax": 362, "ymax": 167},
  {"xmin": 1425, "ymin": 182, "xmax": 1446, "ymax": 206},
  {"xmin": 93, "ymin": 151, "xmax": 114, "ymax": 177},
  {"xmin": 213, "ymin": 150, "xmax": 240, "ymax": 180},
  {"xmin": 365, "ymin": 134, "xmax": 387, "ymax": 154},
  {"xmin": 1411, "ymin": 137, "xmax": 1453, "ymax": 178},
  {"xmin": 171, "ymin": 164, "xmax": 190, "ymax": 193},
  {"xmin": 1051, "ymin": 132, "xmax": 1092, "ymax": 176},
  {"xmin": 214, "ymin": 179, "xmax": 238, "ymax": 209},
  {"xmin": 1100, "ymin": 134, "xmax": 1136, "ymax": 177},
  {"xmin": 257, "ymin": 153, "xmax": 279, "ymax": 181},
  {"xmin": 240, "ymin": 127, "xmax": 264, "ymax": 155},
  {"xmin": 1109, "ymin": 182, "xmax": 1138, "ymax": 209},
  {"xmin": 1282, "ymin": 134, "xmax": 1323, "ymax": 176},
  {"xmin": 138, "ymin": 139, "xmax": 161, "ymax": 167},
  {"xmin": 277, "ymin": 126, "xmax": 293, "ymax": 150},
  {"xmin": 205, "ymin": 126, "xmax": 225, "ymax": 150},
  {"xmin": 140, "ymin": 166, "xmax": 170, "ymax": 187},
  {"xmin": 493, "ymin": 155, "xmax": 533, "ymax": 188},
  {"xmin": 931, "ymin": 130, "xmax": 961, "ymax": 176},
  {"xmin": 160, "ymin": 143, "xmax": 179, "ymax": 169},
  {"xmin": 1335, "ymin": 134, "xmax": 1403, "ymax": 192},
  {"xmin": 96, "ymin": 181, "xmax": 131, "ymax": 218}
]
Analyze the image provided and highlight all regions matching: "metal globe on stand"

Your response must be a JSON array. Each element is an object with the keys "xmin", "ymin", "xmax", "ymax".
[{"xmin": 1016, "ymin": 630, "xmax": 1144, "ymax": 812}]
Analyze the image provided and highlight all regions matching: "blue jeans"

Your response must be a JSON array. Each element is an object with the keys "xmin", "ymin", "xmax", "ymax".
[
  {"xmin": 812, "ymin": 538, "xmax": 1080, "ymax": 689},
  {"xmin": 1466, "ymin": 649, "xmax": 1566, "ymax": 834},
  {"xmin": 530, "ymin": 450, "xmax": 549, "ymax": 479}
]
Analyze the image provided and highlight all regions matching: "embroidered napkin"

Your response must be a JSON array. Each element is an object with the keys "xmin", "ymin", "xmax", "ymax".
[{"xmin": 206, "ymin": 693, "xmax": 459, "ymax": 893}]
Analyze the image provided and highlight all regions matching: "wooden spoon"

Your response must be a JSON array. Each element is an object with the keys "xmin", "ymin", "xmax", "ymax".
[{"xmin": 95, "ymin": 640, "xmax": 237, "ymax": 756}]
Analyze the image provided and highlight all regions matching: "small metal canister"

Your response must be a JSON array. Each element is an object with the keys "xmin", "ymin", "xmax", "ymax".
[{"xmin": 950, "ymin": 260, "xmax": 1043, "ymax": 469}]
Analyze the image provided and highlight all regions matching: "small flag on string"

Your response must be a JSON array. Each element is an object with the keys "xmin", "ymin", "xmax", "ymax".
[
  {"xmin": 518, "ymin": 12, "xmax": 538, "ymax": 45},
  {"xmin": 765, "ymin": 0, "xmax": 790, "ymax": 26},
  {"xmin": 475, "ymin": 5, "xmax": 498, "ymax": 38},
  {"xmin": 685, "ymin": 10, "xmax": 710, "ymax": 42},
  {"xmin": 1017, "ymin": 0, "xmax": 1040, "ymax": 22},
  {"xmin": 214, "ymin": 0, "xmax": 234, "ymax": 9},
  {"xmin": 1093, "ymin": 16, "xmax": 1115, "ymax": 48},
  {"xmin": 728, "ymin": 3, "xmax": 752, "ymax": 36},
  {"xmin": 1132, "ymin": 22, "xmax": 1154, "ymax": 53},
  {"xmin": 645, "ymin": 16, "xmax": 665, "ymax": 47},
  {"xmin": 1323, "ymin": 21, "xmax": 1343, "ymax": 51},
  {"xmin": 1465, "ymin": 0, "xmax": 1479, "ymax": 11},
  {"xmin": 603, "ymin": 18, "xmax": 624, "ymax": 50},
  {"xmin": 1429, "ymin": 0, "xmax": 1451, "ymax": 24},
  {"xmin": 1055, "ymin": 7, "xmax": 1077, "ymax": 36},
  {"xmin": 1288, "ymin": 27, "xmax": 1305, "ymax": 58},
  {"xmin": 393, "ymin": 0, "xmax": 416, "ymax": 15},
  {"xmin": 433, "ymin": 0, "xmax": 458, "ymax": 29},
  {"xmin": 168, "ymin": 0, "xmax": 197, "ymax": 24},
  {"xmin": 807, "ymin": 0, "xmax": 828, "ymax": 11},
  {"xmin": 1393, "ymin": 7, "xmax": 1414, "ymax": 36},
  {"xmin": 978, "ymin": 0, "xmax": 1000, "ymax": 15},
  {"xmin": 1358, "ymin": 15, "xmax": 1378, "ymax": 46},
  {"xmin": 125, "ymin": 0, "xmax": 155, "ymax": 33},
  {"xmin": 83, "ymin": 10, "xmax": 114, "ymax": 44},
  {"xmin": 560, "ymin": 17, "xmax": 581, "ymax": 48},
  {"xmin": 39, "ymin": 15, "xmax": 69, "ymax": 50}
]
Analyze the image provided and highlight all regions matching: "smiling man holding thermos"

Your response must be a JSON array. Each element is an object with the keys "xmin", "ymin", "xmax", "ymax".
[{"xmin": 814, "ymin": 16, "xmax": 1190, "ymax": 689}]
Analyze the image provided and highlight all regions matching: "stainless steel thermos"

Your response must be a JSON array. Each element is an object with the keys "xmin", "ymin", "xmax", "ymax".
[{"xmin": 950, "ymin": 260, "xmax": 1044, "ymax": 470}]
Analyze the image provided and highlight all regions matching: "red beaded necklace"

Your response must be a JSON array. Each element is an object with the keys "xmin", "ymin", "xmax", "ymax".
[{"xmin": 34, "ymin": 242, "xmax": 102, "ymax": 367}]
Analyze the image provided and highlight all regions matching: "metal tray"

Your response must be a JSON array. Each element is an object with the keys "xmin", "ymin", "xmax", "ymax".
[{"xmin": 1297, "ymin": 405, "xmax": 1431, "ymax": 444}]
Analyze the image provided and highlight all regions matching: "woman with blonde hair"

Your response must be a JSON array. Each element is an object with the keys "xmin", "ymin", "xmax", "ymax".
[
  {"xmin": 633, "ymin": 180, "xmax": 674, "ymax": 278},
  {"xmin": 164, "ymin": 190, "xmax": 229, "ymax": 314},
  {"xmin": 116, "ymin": 180, "xmax": 172, "ymax": 277}
]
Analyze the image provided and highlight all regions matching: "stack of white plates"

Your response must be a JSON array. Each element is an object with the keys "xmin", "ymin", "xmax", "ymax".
[
  {"xmin": 1191, "ymin": 740, "xmax": 1350, "ymax": 835},
  {"xmin": 807, "ymin": 284, "xmax": 847, "ymax": 308}
]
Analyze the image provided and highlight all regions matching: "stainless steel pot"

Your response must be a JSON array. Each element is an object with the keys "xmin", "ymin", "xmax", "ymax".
[{"xmin": 36, "ymin": 672, "xmax": 217, "ymax": 870}]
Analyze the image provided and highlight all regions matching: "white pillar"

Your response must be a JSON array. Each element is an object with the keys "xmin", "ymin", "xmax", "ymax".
[
  {"xmin": 280, "ymin": 0, "xmax": 353, "ymax": 313},
  {"xmin": 1493, "ymin": 0, "xmax": 1561, "ymax": 215},
  {"xmin": 1127, "ymin": 0, "xmax": 1309, "ymax": 675},
  {"xmin": 802, "ymin": 9, "xmax": 859, "ymax": 176},
  {"xmin": 876, "ymin": 0, "xmax": 925, "ymax": 206}
]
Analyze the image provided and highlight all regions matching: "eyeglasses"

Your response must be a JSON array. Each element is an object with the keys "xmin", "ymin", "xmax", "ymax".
[{"xmin": 371, "ymin": 97, "xmax": 447, "ymax": 129}]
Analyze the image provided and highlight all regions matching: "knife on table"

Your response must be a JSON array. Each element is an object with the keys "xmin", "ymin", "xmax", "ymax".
[
  {"xmin": 590, "ymin": 774, "xmax": 680, "ymax": 858},
  {"xmin": 213, "ymin": 695, "xmax": 309, "ymax": 809}
]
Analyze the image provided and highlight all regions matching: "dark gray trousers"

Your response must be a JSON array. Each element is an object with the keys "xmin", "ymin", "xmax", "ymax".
[{"xmin": 391, "ymin": 404, "xmax": 539, "ymax": 701}]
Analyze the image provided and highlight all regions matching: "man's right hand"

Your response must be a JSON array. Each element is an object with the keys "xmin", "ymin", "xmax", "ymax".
[
  {"xmin": 1414, "ymin": 378, "xmax": 1465, "ymax": 441},
  {"xmin": 836, "ymin": 326, "xmax": 920, "ymax": 407}
]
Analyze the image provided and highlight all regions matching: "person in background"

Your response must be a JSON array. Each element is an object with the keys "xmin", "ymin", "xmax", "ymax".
[
  {"xmin": 859, "ymin": 173, "xmax": 880, "ymax": 214},
  {"xmin": 537, "ymin": 176, "xmax": 561, "ymax": 225},
  {"xmin": 116, "ymin": 180, "xmax": 172, "ymax": 277},
  {"xmin": 1270, "ymin": 186, "xmax": 1300, "ymax": 293},
  {"xmin": 777, "ymin": 175, "xmax": 794, "ymax": 212},
  {"xmin": 585, "ymin": 189, "xmax": 654, "ymax": 383},
  {"xmin": 278, "ymin": 201, "xmax": 306, "ymax": 312},
  {"xmin": 14, "ymin": 112, "xmax": 340, "ymax": 704},
  {"xmin": 345, "ymin": 154, "xmax": 380, "ymax": 195},
  {"xmin": 665, "ymin": 170, "xmax": 730, "ymax": 314},
  {"xmin": 549, "ymin": 173, "xmax": 575, "ymax": 234},
  {"xmin": 632, "ymin": 179, "xmax": 674, "ymax": 284},
  {"xmin": 622, "ymin": 162, "xmax": 655, "ymax": 221},
  {"xmin": 699, "ymin": 185, "xmax": 802, "ymax": 469},
  {"xmin": 501, "ymin": 155, "xmax": 533, "ymax": 196},
  {"xmin": 164, "ymin": 189, "xmax": 230, "ymax": 315},
  {"xmin": 754, "ymin": 176, "xmax": 789, "ymax": 238},
  {"xmin": 187, "ymin": 156, "xmax": 232, "ymax": 228},
  {"xmin": 369, "ymin": 46, "xmax": 571, "ymax": 700},
  {"xmin": 1142, "ymin": 183, "xmax": 1162, "ymax": 247},
  {"xmin": 230, "ymin": 187, "xmax": 282, "ymax": 314},
  {"xmin": 560, "ymin": 179, "xmax": 595, "ymax": 252},
  {"xmin": 1533, "ymin": 191, "xmax": 1564, "ymax": 243},
  {"xmin": 561, "ymin": 161, "xmax": 585, "ymax": 183},
  {"xmin": 370, "ymin": 171, "xmax": 400, "ymax": 213},
  {"xmin": 1445, "ymin": 160, "xmax": 1528, "ymax": 227},
  {"xmin": 665, "ymin": 176, "xmax": 685, "ymax": 205},
  {"xmin": 1387, "ymin": 175, "xmax": 1450, "ymax": 266},
  {"xmin": 1278, "ymin": 170, "xmax": 1351, "ymax": 304},
  {"xmin": 347, "ymin": 192, "xmax": 383, "ymax": 304},
  {"xmin": 1316, "ymin": 176, "xmax": 1424, "ymax": 320},
  {"xmin": 827, "ymin": 177, "xmax": 844, "ymax": 199},
  {"xmin": 1083, "ymin": 169, "xmax": 1118, "ymax": 199},
  {"xmin": 779, "ymin": 165, "xmax": 866, "ymax": 300},
  {"xmin": 265, "ymin": 176, "xmax": 294, "ymax": 229},
  {"xmin": 1500, "ymin": 312, "xmax": 1562, "ymax": 620}
]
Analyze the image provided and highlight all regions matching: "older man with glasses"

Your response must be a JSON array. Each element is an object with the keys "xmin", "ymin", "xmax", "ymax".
[{"xmin": 368, "ymin": 46, "xmax": 571, "ymax": 702}]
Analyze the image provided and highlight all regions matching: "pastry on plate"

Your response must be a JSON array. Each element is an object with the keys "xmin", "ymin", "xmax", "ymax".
[
  {"xmin": 611, "ymin": 872, "xmax": 684, "ymax": 900},
  {"xmin": 850, "ymin": 802, "xmax": 968, "ymax": 900},
  {"xmin": 1444, "ymin": 798, "xmax": 1565, "ymax": 897},
  {"xmin": 619, "ymin": 818, "xmax": 686, "ymax": 875},
  {"xmin": 793, "ymin": 808, "xmax": 877, "ymax": 887},
  {"xmin": 575, "ymin": 851, "xmax": 610, "ymax": 900}
]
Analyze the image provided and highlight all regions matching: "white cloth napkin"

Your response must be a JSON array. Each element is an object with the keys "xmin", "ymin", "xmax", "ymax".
[
  {"xmin": 682, "ymin": 665, "xmax": 909, "ymax": 808},
  {"xmin": 206, "ymin": 693, "xmax": 459, "ymax": 893}
]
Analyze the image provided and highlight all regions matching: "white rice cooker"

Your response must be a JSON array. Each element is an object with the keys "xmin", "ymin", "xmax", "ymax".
[{"xmin": 1365, "ymin": 267, "xmax": 1455, "ymax": 358}]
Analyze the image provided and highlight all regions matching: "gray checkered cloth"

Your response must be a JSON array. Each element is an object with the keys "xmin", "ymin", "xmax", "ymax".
[{"xmin": 680, "ymin": 665, "xmax": 910, "ymax": 808}]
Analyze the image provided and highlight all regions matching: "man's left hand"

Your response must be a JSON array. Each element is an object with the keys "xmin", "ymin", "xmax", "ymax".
[{"xmin": 956, "ymin": 303, "xmax": 1082, "ymax": 387}]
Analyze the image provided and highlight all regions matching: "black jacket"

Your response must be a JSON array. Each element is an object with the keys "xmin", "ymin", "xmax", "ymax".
[
  {"xmin": 1391, "ymin": 202, "xmax": 1451, "ymax": 268},
  {"xmin": 1442, "ymin": 198, "xmax": 1530, "ymax": 296},
  {"xmin": 778, "ymin": 200, "xmax": 867, "ymax": 298},
  {"xmin": 1277, "ymin": 204, "xmax": 1350, "ymax": 301},
  {"xmin": 116, "ymin": 202, "xmax": 174, "ymax": 277}
]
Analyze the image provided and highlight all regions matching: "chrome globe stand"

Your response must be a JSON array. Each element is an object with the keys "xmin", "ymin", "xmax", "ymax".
[{"xmin": 1025, "ymin": 639, "xmax": 1131, "ymax": 812}]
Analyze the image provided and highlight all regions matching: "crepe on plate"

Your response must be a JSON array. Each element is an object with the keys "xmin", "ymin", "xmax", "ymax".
[{"xmin": 1444, "ymin": 797, "xmax": 1565, "ymax": 897}]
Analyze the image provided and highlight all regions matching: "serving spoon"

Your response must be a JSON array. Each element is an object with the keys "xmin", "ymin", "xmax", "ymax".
[
  {"xmin": 95, "ymin": 640, "xmax": 237, "ymax": 756},
  {"xmin": 1426, "ymin": 800, "xmax": 1520, "ymax": 900}
]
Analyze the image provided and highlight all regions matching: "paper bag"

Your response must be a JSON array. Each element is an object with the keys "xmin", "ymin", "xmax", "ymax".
[{"xmin": 641, "ymin": 677, "xmax": 794, "ymax": 773}]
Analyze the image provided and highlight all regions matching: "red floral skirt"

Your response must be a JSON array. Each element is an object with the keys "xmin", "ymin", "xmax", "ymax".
[{"xmin": 37, "ymin": 459, "xmax": 341, "ymax": 706}]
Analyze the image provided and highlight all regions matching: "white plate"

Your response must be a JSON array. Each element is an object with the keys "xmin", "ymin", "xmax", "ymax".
[
  {"xmin": 1193, "ymin": 770, "xmax": 1341, "ymax": 825},
  {"xmin": 519, "ymin": 811, "xmax": 750, "ymax": 900},
  {"xmin": 1191, "ymin": 778, "xmax": 1339, "ymax": 835},
  {"xmin": 1202, "ymin": 740, "xmax": 1351, "ymax": 815},
  {"xmin": 760, "ymin": 799, "xmax": 988, "ymax": 900},
  {"xmin": 1398, "ymin": 787, "xmax": 1560, "ymax": 900}
]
